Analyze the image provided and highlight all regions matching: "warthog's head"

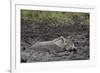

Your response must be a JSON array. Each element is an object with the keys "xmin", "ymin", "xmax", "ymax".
[{"xmin": 53, "ymin": 36, "xmax": 76, "ymax": 51}]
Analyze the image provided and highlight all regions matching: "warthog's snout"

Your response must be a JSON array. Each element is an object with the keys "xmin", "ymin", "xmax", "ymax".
[{"xmin": 68, "ymin": 46, "xmax": 77, "ymax": 52}]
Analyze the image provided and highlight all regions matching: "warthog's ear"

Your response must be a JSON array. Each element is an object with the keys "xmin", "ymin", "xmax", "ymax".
[
  {"xmin": 53, "ymin": 36, "xmax": 64, "ymax": 42},
  {"xmin": 54, "ymin": 37, "xmax": 65, "ymax": 48},
  {"xmin": 60, "ymin": 36, "xmax": 66, "ymax": 43}
]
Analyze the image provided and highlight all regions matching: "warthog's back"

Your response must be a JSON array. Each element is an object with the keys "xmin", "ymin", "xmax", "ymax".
[{"xmin": 30, "ymin": 41, "xmax": 65, "ymax": 53}]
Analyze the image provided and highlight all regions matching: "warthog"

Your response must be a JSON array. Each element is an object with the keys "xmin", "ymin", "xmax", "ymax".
[{"xmin": 30, "ymin": 36, "xmax": 76, "ymax": 55}]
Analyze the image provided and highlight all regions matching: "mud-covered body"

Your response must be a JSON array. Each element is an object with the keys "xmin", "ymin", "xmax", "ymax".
[{"xmin": 30, "ymin": 36, "xmax": 76, "ymax": 54}]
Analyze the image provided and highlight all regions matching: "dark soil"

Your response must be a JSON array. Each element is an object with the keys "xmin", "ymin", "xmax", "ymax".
[{"xmin": 21, "ymin": 20, "xmax": 89, "ymax": 63}]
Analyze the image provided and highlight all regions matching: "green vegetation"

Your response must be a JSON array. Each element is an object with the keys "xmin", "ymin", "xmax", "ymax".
[{"xmin": 21, "ymin": 10, "xmax": 89, "ymax": 26}]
